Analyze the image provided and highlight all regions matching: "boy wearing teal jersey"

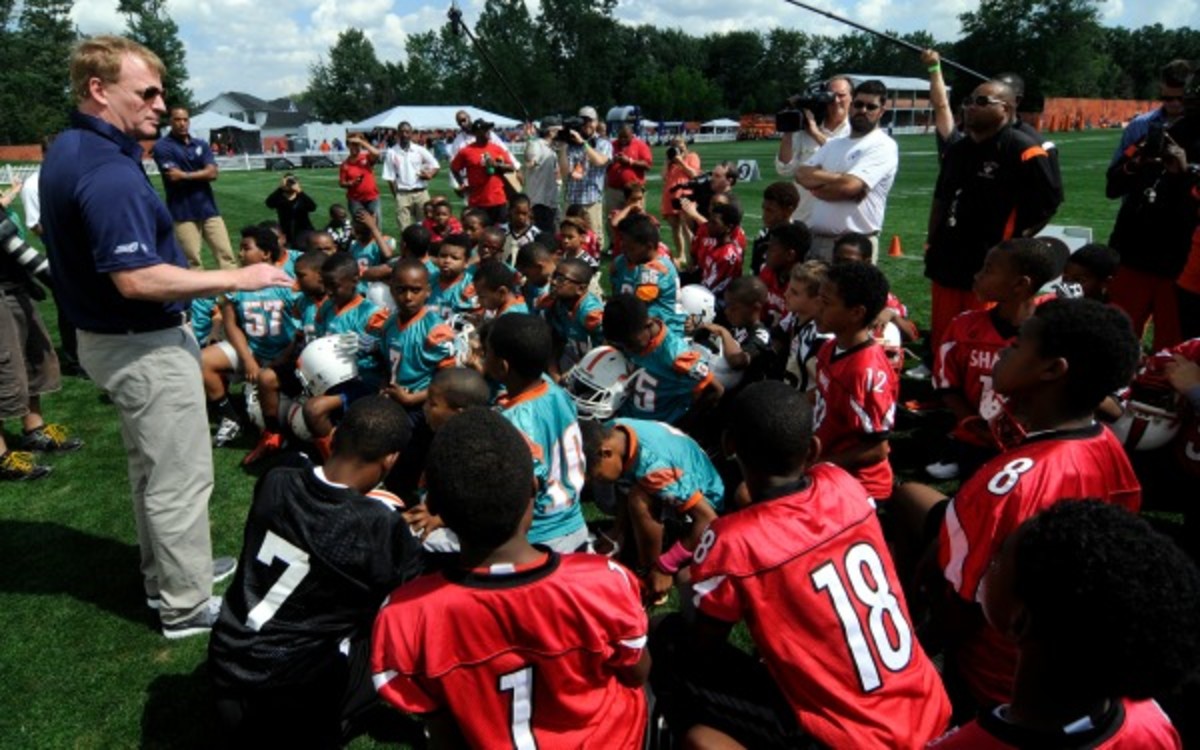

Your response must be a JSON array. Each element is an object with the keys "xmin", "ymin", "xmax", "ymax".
[
  {"xmin": 242, "ymin": 250, "xmax": 331, "ymax": 466},
  {"xmin": 400, "ymin": 223, "xmax": 437, "ymax": 277},
  {"xmin": 546, "ymin": 257, "xmax": 604, "ymax": 373},
  {"xmin": 516, "ymin": 240, "xmax": 556, "ymax": 311},
  {"xmin": 348, "ymin": 210, "xmax": 395, "ymax": 292},
  {"xmin": 484, "ymin": 314, "xmax": 589, "ymax": 552},
  {"xmin": 474, "ymin": 260, "xmax": 529, "ymax": 320},
  {"xmin": 202, "ymin": 226, "xmax": 300, "ymax": 448},
  {"xmin": 380, "ymin": 259, "xmax": 458, "ymax": 408},
  {"xmin": 428, "ymin": 233, "xmax": 478, "ymax": 318},
  {"xmin": 604, "ymin": 294, "xmax": 722, "ymax": 428},
  {"xmin": 313, "ymin": 254, "xmax": 390, "ymax": 387},
  {"xmin": 190, "ymin": 297, "xmax": 220, "ymax": 346},
  {"xmin": 582, "ymin": 417, "xmax": 723, "ymax": 604},
  {"xmin": 611, "ymin": 213, "xmax": 684, "ymax": 334}
]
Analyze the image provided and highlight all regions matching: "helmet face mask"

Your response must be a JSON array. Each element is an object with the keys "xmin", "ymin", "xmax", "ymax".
[
  {"xmin": 564, "ymin": 345, "xmax": 635, "ymax": 420},
  {"xmin": 1110, "ymin": 367, "xmax": 1183, "ymax": 451}
]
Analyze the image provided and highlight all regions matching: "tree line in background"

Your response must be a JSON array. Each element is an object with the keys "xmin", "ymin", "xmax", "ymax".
[
  {"xmin": 0, "ymin": 0, "xmax": 191, "ymax": 144},
  {"xmin": 0, "ymin": 0, "xmax": 1198, "ymax": 143},
  {"xmin": 307, "ymin": 0, "xmax": 1200, "ymax": 125}
]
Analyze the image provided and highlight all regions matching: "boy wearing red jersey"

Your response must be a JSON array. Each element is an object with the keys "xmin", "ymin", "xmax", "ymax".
[
  {"xmin": 812, "ymin": 261, "xmax": 897, "ymax": 501},
  {"xmin": 928, "ymin": 501, "xmax": 1196, "ymax": 749},
  {"xmin": 371, "ymin": 409, "xmax": 649, "ymax": 748},
  {"xmin": 929, "ymin": 238, "xmax": 1061, "ymax": 480},
  {"xmin": 650, "ymin": 382, "xmax": 950, "ymax": 749},
  {"xmin": 894, "ymin": 298, "xmax": 1143, "ymax": 713}
]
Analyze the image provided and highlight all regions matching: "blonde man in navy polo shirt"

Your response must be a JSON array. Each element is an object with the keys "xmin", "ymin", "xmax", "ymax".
[
  {"xmin": 152, "ymin": 107, "xmax": 237, "ymax": 270},
  {"xmin": 39, "ymin": 35, "xmax": 292, "ymax": 639}
]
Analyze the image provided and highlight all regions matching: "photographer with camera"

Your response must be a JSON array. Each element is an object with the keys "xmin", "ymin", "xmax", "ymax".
[
  {"xmin": 1106, "ymin": 60, "xmax": 1197, "ymax": 350},
  {"xmin": 661, "ymin": 136, "xmax": 701, "ymax": 265},
  {"xmin": 524, "ymin": 117, "xmax": 562, "ymax": 234},
  {"xmin": 152, "ymin": 106, "xmax": 237, "ymax": 270},
  {"xmin": 557, "ymin": 106, "xmax": 612, "ymax": 247},
  {"xmin": 265, "ymin": 173, "xmax": 317, "ymax": 246},
  {"xmin": 775, "ymin": 76, "xmax": 852, "ymax": 224},
  {"xmin": 606, "ymin": 125, "xmax": 653, "ymax": 211},
  {"xmin": 0, "ymin": 180, "xmax": 82, "ymax": 481}
]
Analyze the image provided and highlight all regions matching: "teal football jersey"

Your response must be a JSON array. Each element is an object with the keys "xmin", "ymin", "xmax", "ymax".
[
  {"xmin": 429, "ymin": 270, "xmax": 478, "ymax": 319},
  {"xmin": 610, "ymin": 252, "xmax": 684, "ymax": 334},
  {"xmin": 313, "ymin": 295, "xmax": 391, "ymax": 386},
  {"xmin": 621, "ymin": 323, "xmax": 713, "ymax": 424},
  {"xmin": 613, "ymin": 418, "xmax": 724, "ymax": 514},
  {"xmin": 225, "ymin": 284, "xmax": 298, "ymax": 364},
  {"xmin": 380, "ymin": 306, "xmax": 457, "ymax": 392},
  {"xmin": 547, "ymin": 293, "xmax": 604, "ymax": 365}
]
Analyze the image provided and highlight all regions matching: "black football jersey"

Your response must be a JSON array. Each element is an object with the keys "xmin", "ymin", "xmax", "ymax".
[{"xmin": 209, "ymin": 467, "xmax": 423, "ymax": 689}]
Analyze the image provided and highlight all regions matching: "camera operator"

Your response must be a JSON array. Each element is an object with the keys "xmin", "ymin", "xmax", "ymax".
[
  {"xmin": 661, "ymin": 136, "xmax": 701, "ymax": 265},
  {"xmin": 0, "ymin": 180, "xmax": 82, "ymax": 480},
  {"xmin": 265, "ymin": 173, "xmax": 317, "ymax": 246},
  {"xmin": 776, "ymin": 76, "xmax": 853, "ymax": 223},
  {"xmin": 524, "ymin": 117, "xmax": 562, "ymax": 234},
  {"xmin": 670, "ymin": 161, "xmax": 737, "ymax": 223},
  {"xmin": 1106, "ymin": 60, "xmax": 1197, "ymax": 350},
  {"xmin": 557, "ymin": 106, "xmax": 612, "ymax": 246}
]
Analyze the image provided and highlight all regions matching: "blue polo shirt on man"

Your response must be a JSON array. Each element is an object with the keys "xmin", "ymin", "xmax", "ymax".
[
  {"xmin": 151, "ymin": 132, "xmax": 220, "ymax": 221},
  {"xmin": 40, "ymin": 111, "xmax": 188, "ymax": 333}
]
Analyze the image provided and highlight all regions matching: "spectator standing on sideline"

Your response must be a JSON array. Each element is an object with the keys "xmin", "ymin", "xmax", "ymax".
[
  {"xmin": 451, "ymin": 119, "xmax": 517, "ymax": 226},
  {"xmin": 339, "ymin": 133, "xmax": 382, "ymax": 228},
  {"xmin": 380, "ymin": 121, "xmax": 439, "ymax": 233},
  {"xmin": 264, "ymin": 173, "xmax": 316, "ymax": 246},
  {"xmin": 0, "ymin": 181, "xmax": 82, "ymax": 481},
  {"xmin": 794, "ymin": 79, "xmax": 898, "ymax": 263},
  {"xmin": 524, "ymin": 117, "xmax": 562, "ymax": 234},
  {"xmin": 775, "ymin": 76, "xmax": 852, "ymax": 224},
  {"xmin": 447, "ymin": 109, "xmax": 515, "ymax": 197},
  {"xmin": 661, "ymin": 136, "xmax": 701, "ymax": 267},
  {"xmin": 924, "ymin": 79, "xmax": 1060, "ymax": 348},
  {"xmin": 40, "ymin": 35, "xmax": 293, "ymax": 639},
  {"xmin": 606, "ymin": 125, "xmax": 653, "ymax": 214},
  {"xmin": 151, "ymin": 106, "xmax": 237, "ymax": 270},
  {"xmin": 559, "ymin": 106, "xmax": 612, "ymax": 247}
]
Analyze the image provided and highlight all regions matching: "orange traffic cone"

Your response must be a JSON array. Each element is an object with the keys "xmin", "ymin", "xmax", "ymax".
[{"xmin": 888, "ymin": 235, "xmax": 903, "ymax": 258}]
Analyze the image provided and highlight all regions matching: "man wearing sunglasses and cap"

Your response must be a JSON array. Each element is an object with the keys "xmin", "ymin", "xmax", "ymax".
[
  {"xmin": 447, "ymin": 109, "xmax": 516, "ymax": 198},
  {"xmin": 39, "ymin": 35, "xmax": 293, "ymax": 640},
  {"xmin": 794, "ymin": 79, "xmax": 898, "ymax": 263},
  {"xmin": 923, "ymin": 79, "xmax": 1061, "ymax": 349}
]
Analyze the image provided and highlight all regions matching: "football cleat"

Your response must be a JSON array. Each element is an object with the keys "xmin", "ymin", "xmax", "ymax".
[{"xmin": 213, "ymin": 417, "xmax": 242, "ymax": 448}]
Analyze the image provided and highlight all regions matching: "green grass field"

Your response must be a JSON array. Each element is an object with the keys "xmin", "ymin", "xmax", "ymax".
[{"xmin": 0, "ymin": 130, "xmax": 1123, "ymax": 748}]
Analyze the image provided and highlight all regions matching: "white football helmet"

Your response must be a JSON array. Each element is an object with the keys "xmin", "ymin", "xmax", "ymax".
[
  {"xmin": 296, "ymin": 334, "xmax": 359, "ymax": 396},
  {"xmin": 874, "ymin": 321, "xmax": 905, "ymax": 374},
  {"xmin": 679, "ymin": 284, "xmax": 717, "ymax": 328},
  {"xmin": 447, "ymin": 313, "xmax": 479, "ymax": 367},
  {"xmin": 688, "ymin": 334, "xmax": 743, "ymax": 390},
  {"xmin": 564, "ymin": 345, "xmax": 635, "ymax": 420},
  {"xmin": 1110, "ymin": 370, "xmax": 1182, "ymax": 451},
  {"xmin": 365, "ymin": 281, "xmax": 396, "ymax": 313}
]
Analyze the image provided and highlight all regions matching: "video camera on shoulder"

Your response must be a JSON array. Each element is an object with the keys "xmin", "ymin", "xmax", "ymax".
[
  {"xmin": 776, "ymin": 84, "xmax": 835, "ymax": 133},
  {"xmin": 555, "ymin": 116, "xmax": 587, "ymax": 144},
  {"xmin": 669, "ymin": 173, "xmax": 713, "ymax": 212}
]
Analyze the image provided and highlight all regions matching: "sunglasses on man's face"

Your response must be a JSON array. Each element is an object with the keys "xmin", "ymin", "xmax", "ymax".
[
  {"xmin": 132, "ymin": 85, "xmax": 165, "ymax": 102},
  {"xmin": 851, "ymin": 100, "xmax": 881, "ymax": 111},
  {"xmin": 965, "ymin": 95, "xmax": 1005, "ymax": 108}
]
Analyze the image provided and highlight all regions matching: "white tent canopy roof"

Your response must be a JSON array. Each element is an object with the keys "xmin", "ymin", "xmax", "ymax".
[
  {"xmin": 350, "ymin": 105, "xmax": 522, "ymax": 131},
  {"xmin": 701, "ymin": 118, "xmax": 740, "ymax": 128},
  {"xmin": 182, "ymin": 110, "xmax": 260, "ymax": 142}
]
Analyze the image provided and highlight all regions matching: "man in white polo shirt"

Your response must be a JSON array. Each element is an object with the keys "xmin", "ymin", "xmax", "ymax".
[
  {"xmin": 794, "ymin": 79, "xmax": 898, "ymax": 263},
  {"xmin": 380, "ymin": 120, "xmax": 439, "ymax": 232}
]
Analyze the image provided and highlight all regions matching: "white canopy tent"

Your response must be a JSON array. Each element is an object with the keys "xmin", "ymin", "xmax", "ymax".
[
  {"xmin": 700, "ymin": 118, "xmax": 740, "ymax": 129},
  {"xmin": 696, "ymin": 118, "xmax": 740, "ymax": 143},
  {"xmin": 350, "ymin": 105, "xmax": 521, "ymax": 132},
  {"xmin": 183, "ymin": 110, "xmax": 260, "ymax": 142}
]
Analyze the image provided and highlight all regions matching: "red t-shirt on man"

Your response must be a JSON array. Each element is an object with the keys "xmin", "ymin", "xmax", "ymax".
[
  {"xmin": 450, "ymin": 142, "xmax": 511, "ymax": 208},
  {"xmin": 607, "ymin": 136, "xmax": 653, "ymax": 191}
]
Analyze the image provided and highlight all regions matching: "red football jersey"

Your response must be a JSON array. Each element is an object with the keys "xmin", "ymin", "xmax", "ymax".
[
  {"xmin": 699, "ymin": 239, "xmax": 743, "ymax": 299},
  {"xmin": 690, "ymin": 463, "xmax": 951, "ymax": 749},
  {"xmin": 939, "ymin": 424, "xmax": 1142, "ymax": 705},
  {"xmin": 813, "ymin": 339, "xmax": 896, "ymax": 499},
  {"xmin": 927, "ymin": 699, "xmax": 1181, "ymax": 749},
  {"xmin": 933, "ymin": 308, "xmax": 1017, "ymax": 424},
  {"xmin": 371, "ymin": 553, "xmax": 648, "ymax": 749},
  {"xmin": 1159, "ymin": 338, "xmax": 1200, "ymax": 477},
  {"xmin": 758, "ymin": 265, "xmax": 788, "ymax": 326}
]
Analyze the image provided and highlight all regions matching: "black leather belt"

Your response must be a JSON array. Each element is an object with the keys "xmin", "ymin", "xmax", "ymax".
[{"xmin": 84, "ymin": 312, "xmax": 186, "ymax": 335}]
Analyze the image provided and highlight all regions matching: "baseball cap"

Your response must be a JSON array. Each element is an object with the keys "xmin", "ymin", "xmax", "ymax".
[
  {"xmin": 578, "ymin": 106, "xmax": 599, "ymax": 121},
  {"xmin": 471, "ymin": 118, "xmax": 494, "ymax": 132}
]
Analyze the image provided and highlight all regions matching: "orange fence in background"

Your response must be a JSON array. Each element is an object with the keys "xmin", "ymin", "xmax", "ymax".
[{"xmin": 1032, "ymin": 98, "xmax": 1157, "ymax": 132}]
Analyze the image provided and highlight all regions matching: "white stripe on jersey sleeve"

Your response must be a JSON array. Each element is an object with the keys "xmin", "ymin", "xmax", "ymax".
[
  {"xmin": 619, "ymin": 635, "xmax": 648, "ymax": 650},
  {"xmin": 372, "ymin": 670, "xmax": 398, "ymax": 690},
  {"xmin": 690, "ymin": 575, "xmax": 727, "ymax": 610},
  {"xmin": 942, "ymin": 500, "xmax": 972, "ymax": 599}
]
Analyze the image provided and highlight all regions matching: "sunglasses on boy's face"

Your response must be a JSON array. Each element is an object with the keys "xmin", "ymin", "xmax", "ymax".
[
  {"xmin": 551, "ymin": 272, "xmax": 585, "ymax": 285},
  {"xmin": 851, "ymin": 100, "xmax": 881, "ymax": 112}
]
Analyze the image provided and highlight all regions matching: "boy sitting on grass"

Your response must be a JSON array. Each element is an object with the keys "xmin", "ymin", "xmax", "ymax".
[
  {"xmin": 371, "ymin": 409, "xmax": 649, "ymax": 748},
  {"xmin": 759, "ymin": 219, "xmax": 811, "ymax": 327},
  {"xmin": 472, "ymin": 259, "xmax": 528, "ymax": 320},
  {"xmin": 751, "ymin": 181, "xmax": 801, "ymax": 275},
  {"xmin": 428, "ymin": 233, "xmax": 478, "ymax": 319},
  {"xmin": 650, "ymin": 382, "xmax": 951, "ymax": 749},
  {"xmin": 611, "ymin": 213, "xmax": 684, "ymax": 335},
  {"xmin": 545, "ymin": 257, "xmax": 604, "ymax": 374},
  {"xmin": 775, "ymin": 260, "xmax": 831, "ymax": 393}
]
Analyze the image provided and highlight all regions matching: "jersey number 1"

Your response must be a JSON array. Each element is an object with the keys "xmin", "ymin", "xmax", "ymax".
[
  {"xmin": 499, "ymin": 665, "xmax": 538, "ymax": 749},
  {"xmin": 811, "ymin": 542, "xmax": 914, "ymax": 692}
]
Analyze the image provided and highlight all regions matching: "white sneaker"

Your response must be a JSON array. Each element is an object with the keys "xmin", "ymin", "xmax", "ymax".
[
  {"xmin": 213, "ymin": 417, "xmax": 241, "ymax": 447},
  {"xmin": 925, "ymin": 461, "xmax": 960, "ymax": 480},
  {"xmin": 161, "ymin": 596, "xmax": 222, "ymax": 640}
]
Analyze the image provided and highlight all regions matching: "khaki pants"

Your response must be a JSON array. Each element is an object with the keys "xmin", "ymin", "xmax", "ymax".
[
  {"xmin": 78, "ymin": 325, "xmax": 215, "ymax": 624},
  {"xmin": 394, "ymin": 189, "xmax": 430, "ymax": 233},
  {"xmin": 582, "ymin": 201, "xmax": 606, "ymax": 251},
  {"xmin": 175, "ymin": 216, "xmax": 236, "ymax": 270}
]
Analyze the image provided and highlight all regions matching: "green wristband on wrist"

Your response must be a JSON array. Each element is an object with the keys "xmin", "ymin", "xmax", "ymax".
[{"xmin": 928, "ymin": 63, "xmax": 941, "ymax": 73}]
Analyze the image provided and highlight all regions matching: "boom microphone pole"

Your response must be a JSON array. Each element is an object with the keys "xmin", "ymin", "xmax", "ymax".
[
  {"xmin": 447, "ymin": 2, "xmax": 532, "ymax": 123},
  {"xmin": 782, "ymin": 0, "xmax": 990, "ymax": 82}
]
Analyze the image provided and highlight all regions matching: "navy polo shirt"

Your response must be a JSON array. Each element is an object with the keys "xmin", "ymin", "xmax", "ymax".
[
  {"xmin": 40, "ymin": 111, "xmax": 188, "ymax": 333},
  {"xmin": 151, "ymin": 132, "xmax": 220, "ymax": 221}
]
